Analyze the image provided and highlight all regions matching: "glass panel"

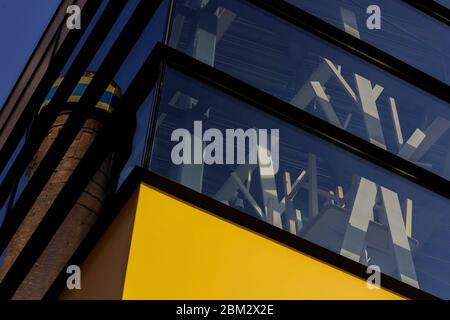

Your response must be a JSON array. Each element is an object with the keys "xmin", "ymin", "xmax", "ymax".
[
  {"xmin": 149, "ymin": 67, "xmax": 450, "ymax": 299},
  {"xmin": 169, "ymin": 0, "xmax": 450, "ymax": 181},
  {"xmin": 116, "ymin": 89, "xmax": 155, "ymax": 189},
  {"xmin": 0, "ymin": 133, "xmax": 26, "ymax": 186},
  {"xmin": 286, "ymin": 0, "xmax": 450, "ymax": 84},
  {"xmin": 113, "ymin": 0, "xmax": 170, "ymax": 91},
  {"xmin": 12, "ymin": 160, "xmax": 33, "ymax": 207},
  {"xmin": 62, "ymin": 0, "xmax": 170, "ymax": 83},
  {"xmin": 61, "ymin": 0, "xmax": 109, "ymax": 75},
  {"xmin": 0, "ymin": 193, "xmax": 11, "ymax": 228},
  {"xmin": 0, "ymin": 247, "xmax": 6, "ymax": 269},
  {"xmin": 435, "ymin": 0, "xmax": 450, "ymax": 9},
  {"xmin": 87, "ymin": 0, "xmax": 141, "ymax": 71}
]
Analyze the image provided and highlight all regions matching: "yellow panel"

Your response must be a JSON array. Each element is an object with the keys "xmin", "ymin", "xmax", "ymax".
[
  {"xmin": 60, "ymin": 190, "xmax": 139, "ymax": 300},
  {"xmin": 122, "ymin": 183, "xmax": 404, "ymax": 300}
]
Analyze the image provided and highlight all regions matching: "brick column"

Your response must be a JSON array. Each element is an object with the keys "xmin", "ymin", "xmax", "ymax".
[{"xmin": 0, "ymin": 73, "xmax": 122, "ymax": 299}]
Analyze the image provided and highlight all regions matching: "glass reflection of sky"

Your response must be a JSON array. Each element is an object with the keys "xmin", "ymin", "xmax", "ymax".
[{"xmin": 287, "ymin": 0, "xmax": 450, "ymax": 84}]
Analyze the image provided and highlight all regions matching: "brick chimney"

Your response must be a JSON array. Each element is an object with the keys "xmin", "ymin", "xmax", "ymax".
[{"xmin": 0, "ymin": 72, "xmax": 122, "ymax": 299}]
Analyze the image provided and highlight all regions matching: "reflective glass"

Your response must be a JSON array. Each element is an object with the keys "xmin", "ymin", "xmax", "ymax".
[
  {"xmin": 117, "ymin": 89, "xmax": 155, "ymax": 189},
  {"xmin": 149, "ymin": 67, "xmax": 450, "ymax": 299},
  {"xmin": 88, "ymin": 0, "xmax": 141, "ymax": 71},
  {"xmin": 0, "ymin": 247, "xmax": 6, "ymax": 269},
  {"xmin": 169, "ymin": 0, "xmax": 450, "ymax": 181},
  {"xmin": 12, "ymin": 159, "xmax": 33, "ymax": 207},
  {"xmin": 113, "ymin": 0, "xmax": 170, "ymax": 91},
  {"xmin": 0, "ymin": 193, "xmax": 11, "ymax": 228},
  {"xmin": 61, "ymin": 0, "xmax": 109, "ymax": 75},
  {"xmin": 0, "ymin": 133, "xmax": 26, "ymax": 186},
  {"xmin": 286, "ymin": 0, "xmax": 450, "ymax": 84},
  {"xmin": 435, "ymin": 0, "xmax": 450, "ymax": 9}
]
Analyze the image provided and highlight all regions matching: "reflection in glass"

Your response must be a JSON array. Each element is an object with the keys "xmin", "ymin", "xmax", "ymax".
[
  {"xmin": 168, "ymin": 0, "xmax": 450, "ymax": 181},
  {"xmin": 0, "ymin": 247, "xmax": 6, "ymax": 269},
  {"xmin": 435, "ymin": 0, "xmax": 450, "ymax": 9},
  {"xmin": 0, "ymin": 193, "xmax": 11, "ymax": 228},
  {"xmin": 149, "ymin": 67, "xmax": 450, "ymax": 299},
  {"xmin": 0, "ymin": 134, "xmax": 26, "ymax": 186},
  {"xmin": 117, "ymin": 89, "xmax": 155, "ymax": 189},
  {"xmin": 113, "ymin": 0, "xmax": 170, "ymax": 91},
  {"xmin": 88, "ymin": 0, "xmax": 141, "ymax": 71},
  {"xmin": 12, "ymin": 168, "xmax": 29, "ymax": 207},
  {"xmin": 60, "ymin": 0, "xmax": 109, "ymax": 75},
  {"xmin": 286, "ymin": 0, "xmax": 450, "ymax": 84}
]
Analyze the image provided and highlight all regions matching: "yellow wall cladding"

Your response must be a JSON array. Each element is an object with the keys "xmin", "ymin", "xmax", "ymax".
[{"xmin": 121, "ymin": 183, "xmax": 404, "ymax": 300}]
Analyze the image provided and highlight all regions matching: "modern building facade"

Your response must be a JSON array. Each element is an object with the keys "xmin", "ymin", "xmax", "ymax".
[{"xmin": 0, "ymin": 0, "xmax": 449, "ymax": 300}]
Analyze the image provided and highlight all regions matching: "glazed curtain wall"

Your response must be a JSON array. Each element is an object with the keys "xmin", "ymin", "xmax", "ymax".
[
  {"xmin": 148, "ymin": 65, "xmax": 450, "ymax": 299},
  {"xmin": 168, "ymin": 0, "xmax": 450, "ymax": 182},
  {"xmin": 286, "ymin": 0, "xmax": 450, "ymax": 84}
]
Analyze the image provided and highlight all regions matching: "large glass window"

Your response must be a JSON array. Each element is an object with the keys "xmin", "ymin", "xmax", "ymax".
[
  {"xmin": 286, "ymin": 0, "xmax": 450, "ymax": 84},
  {"xmin": 149, "ymin": 67, "xmax": 450, "ymax": 299},
  {"xmin": 168, "ymin": 0, "xmax": 450, "ymax": 181}
]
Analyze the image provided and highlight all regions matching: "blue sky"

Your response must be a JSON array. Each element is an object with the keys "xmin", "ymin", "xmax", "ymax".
[{"xmin": 0, "ymin": 0, "xmax": 60, "ymax": 108}]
